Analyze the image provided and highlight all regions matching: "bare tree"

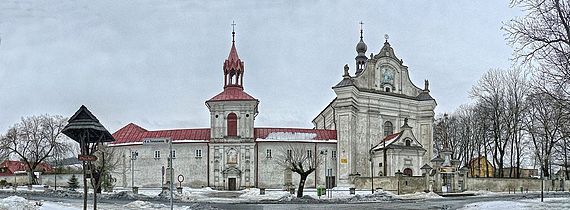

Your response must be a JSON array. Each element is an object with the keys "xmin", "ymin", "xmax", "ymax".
[
  {"xmin": 525, "ymin": 87, "xmax": 565, "ymax": 177},
  {"xmin": 0, "ymin": 115, "xmax": 70, "ymax": 184},
  {"xmin": 90, "ymin": 143, "xmax": 121, "ymax": 193},
  {"xmin": 275, "ymin": 144, "xmax": 319, "ymax": 198},
  {"xmin": 471, "ymin": 69, "xmax": 511, "ymax": 177},
  {"xmin": 505, "ymin": 0, "xmax": 570, "ymax": 108}
]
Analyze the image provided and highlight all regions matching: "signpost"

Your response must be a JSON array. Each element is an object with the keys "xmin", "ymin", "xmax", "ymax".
[
  {"xmin": 78, "ymin": 155, "xmax": 98, "ymax": 162},
  {"xmin": 177, "ymin": 174, "xmax": 185, "ymax": 188},
  {"xmin": 143, "ymin": 138, "xmax": 173, "ymax": 210}
]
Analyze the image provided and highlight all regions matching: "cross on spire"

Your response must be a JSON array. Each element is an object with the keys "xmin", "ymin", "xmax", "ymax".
[
  {"xmin": 359, "ymin": 21, "xmax": 364, "ymax": 39},
  {"xmin": 231, "ymin": 21, "xmax": 236, "ymax": 42}
]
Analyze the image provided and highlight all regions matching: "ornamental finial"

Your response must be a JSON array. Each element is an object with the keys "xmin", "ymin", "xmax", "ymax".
[{"xmin": 231, "ymin": 21, "xmax": 236, "ymax": 42}]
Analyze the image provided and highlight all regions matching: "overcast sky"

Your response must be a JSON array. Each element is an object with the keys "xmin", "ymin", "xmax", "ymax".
[{"xmin": 0, "ymin": 0, "xmax": 522, "ymax": 133}]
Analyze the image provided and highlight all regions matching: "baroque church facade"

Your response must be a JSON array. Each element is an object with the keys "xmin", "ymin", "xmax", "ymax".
[{"xmin": 109, "ymin": 27, "xmax": 436, "ymax": 190}]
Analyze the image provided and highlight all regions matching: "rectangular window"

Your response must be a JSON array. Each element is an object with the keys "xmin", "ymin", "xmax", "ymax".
[
  {"xmin": 266, "ymin": 149, "xmax": 272, "ymax": 158},
  {"xmin": 195, "ymin": 149, "xmax": 202, "ymax": 157},
  {"xmin": 331, "ymin": 151, "xmax": 337, "ymax": 159},
  {"xmin": 154, "ymin": 150, "xmax": 161, "ymax": 159},
  {"xmin": 171, "ymin": 150, "xmax": 176, "ymax": 159},
  {"xmin": 307, "ymin": 150, "xmax": 312, "ymax": 158},
  {"xmin": 327, "ymin": 169, "xmax": 333, "ymax": 176},
  {"xmin": 287, "ymin": 149, "xmax": 292, "ymax": 159},
  {"xmin": 379, "ymin": 162, "xmax": 383, "ymax": 167}
]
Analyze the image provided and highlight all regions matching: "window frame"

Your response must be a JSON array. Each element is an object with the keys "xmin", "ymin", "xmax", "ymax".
[
  {"xmin": 266, "ymin": 149, "xmax": 272, "ymax": 158},
  {"xmin": 195, "ymin": 149, "xmax": 203, "ymax": 158}
]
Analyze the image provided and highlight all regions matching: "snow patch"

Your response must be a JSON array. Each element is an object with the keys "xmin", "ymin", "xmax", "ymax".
[
  {"xmin": 239, "ymin": 188, "xmax": 292, "ymax": 201},
  {"xmin": 347, "ymin": 190, "xmax": 398, "ymax": 202},
  {"xmin": 396, "ymin": 191, "xmax": 442, "ymax": 199},
  {"xmin": 265, "ymin": 132, "xmax": 317, "ymax": 140},
  {"xmin": 0, "ymin": 196, "xmax": 39, "ymax": 210},
  {"xmin": 123, "ymin": 200, "xmax": 167, "ymax": 209},
  {"xmin": 460, "ymin": 197, "xmax": 570, "ymax": 210}
]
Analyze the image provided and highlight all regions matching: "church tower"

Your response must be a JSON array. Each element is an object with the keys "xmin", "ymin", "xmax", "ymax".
[
  {"xmin": 355, "ymin": 22, "xmax": 368, "ymax": 74},
  {"xmin": 206, "ymin": 25, "xmax": 259, "ymax": 190},
  {"xmin": 206, "ymin": 26, "xmax": 258, "ymax": 141}
]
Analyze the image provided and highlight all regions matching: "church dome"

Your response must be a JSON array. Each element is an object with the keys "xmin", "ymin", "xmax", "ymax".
[{"xmin": 356, "ymin": 39, "xmax": 367, "ymax": 54}]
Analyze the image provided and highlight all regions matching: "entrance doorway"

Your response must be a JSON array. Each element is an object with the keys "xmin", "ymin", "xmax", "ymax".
[{"xmin": 228, "ymin": 178, "xmax": 237, "ymax": 191}]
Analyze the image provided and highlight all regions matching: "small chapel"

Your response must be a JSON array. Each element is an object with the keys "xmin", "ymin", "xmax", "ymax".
[{"xmin": 109, "ymin": 25, "xmax": 436, "ymax": 190}]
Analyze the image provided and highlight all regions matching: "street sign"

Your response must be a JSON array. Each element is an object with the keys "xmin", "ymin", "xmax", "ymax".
[
  {"xmin": 78, "ymin": 155, "xmax": 97, "ymax": 161},
  {"xmin": 143, "ymin": 138, "xmax": 170, "ymax": 144}
]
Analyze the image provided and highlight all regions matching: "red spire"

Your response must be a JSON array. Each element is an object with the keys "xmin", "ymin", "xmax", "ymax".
[{"xmin": 223, "ymin": 23, "xmax": 244, "ymax": 88}]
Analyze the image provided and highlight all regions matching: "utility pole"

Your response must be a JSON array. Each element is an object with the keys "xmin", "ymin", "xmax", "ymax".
[
  {"xmin": 370, "ymin": 144, "xmax": 374, "ymax": 194},
  {"xmin": 130, "ymin": 150, "xmax": 138, "ymax": 189},
  {"xmin": 320, "ymin": 150, "xmax": 328, "ymax": 197},
  {"xmin": 168, "ymin": 139, "xmax": 173, "ymax": 210}
]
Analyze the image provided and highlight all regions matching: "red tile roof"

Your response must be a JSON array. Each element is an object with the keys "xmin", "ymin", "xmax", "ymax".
[
  {"xmin": 382, "ymin": 132, "xmax": 402, "ymax": 142},
  {"xmin": 223, "ymin": 42, "xmax": 244, "ymax": 72},
  {"xmin": 207, "ymin": 86, "xmax": 257, "ymax": 102},
  {"xmin": 0, "ymin": 160, "xmax": 53, "ymax": 176},
  {"xmin": 111, "ymin": 123, "xmax": 337, "ymax": 145},
  {"xmin": 112, "ymin": 123, "xmax": 210, "ymax": 144}
]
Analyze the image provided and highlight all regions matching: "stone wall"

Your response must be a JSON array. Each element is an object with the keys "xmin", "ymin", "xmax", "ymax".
[
  {"xmin": 354, "ymin": 176, "xmax": 570, "ymax": 194},
  {"xmin": 40, "ymin": 174, "xmax": 85, "ymax": 187},
  {"xmin": 466, "ymin": 177, "xmax": 570, "ymax": 192},
  {"xmin": 0, "ymin": 174, "xmax": 84, "ymax": 187},
  {"xmin": 353, "ymin": 176, "xmax": 425, "ymax": 194}
]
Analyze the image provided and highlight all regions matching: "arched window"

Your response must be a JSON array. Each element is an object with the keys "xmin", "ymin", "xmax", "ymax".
[
  {"xmin": 383, "ymin": 121, "xmax": 393, "ymax": 137},
  {"xmin": 403, "ymin": 168, "xmax": 413, "ymax": 176},
  {"xmin": 405, "ymin": 140, "xmax": 411, "ymax": 146},
  {"xmin": 385, "ymin": 87, "xmax": 391, "ymax": 92},
  {"xmin": 227, "ymin": 113, "xmax": 237, "ymax": 136}
]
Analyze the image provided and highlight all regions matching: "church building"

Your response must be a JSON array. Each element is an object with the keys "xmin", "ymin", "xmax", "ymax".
[{"xmin": 109, "ymin": 26, "xmax": 436, "ymax": 190}]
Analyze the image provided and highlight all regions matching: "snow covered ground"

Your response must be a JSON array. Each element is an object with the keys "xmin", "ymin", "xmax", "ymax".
[
  {"xmin": 460, "ymin": 197, "xmax": 570, "ymax": 210},
  {"xmin": 0, "ymin": 187, "xmax": 568, "ymax": 209}
]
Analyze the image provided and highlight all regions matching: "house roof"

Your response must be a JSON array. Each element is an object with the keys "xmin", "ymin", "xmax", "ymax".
[
  {"xmin": 372, "ymin": 131, "xmax": 403, "ymax": 150},
  {"xmin": 111, "ymin": 123, "xmax": 337, "ymax": 145},
  {"xmin": 0, "ymin": 160, "xmax": 53, "ymax": 174},
  {"xmin": 207, "ymin": 86, "xmax": 257, "ymax": 102}
]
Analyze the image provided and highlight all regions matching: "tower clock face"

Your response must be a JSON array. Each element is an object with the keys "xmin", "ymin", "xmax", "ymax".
[{"xmin": 377, "ymin": 66, "xmax": 395, "ymax": 84}]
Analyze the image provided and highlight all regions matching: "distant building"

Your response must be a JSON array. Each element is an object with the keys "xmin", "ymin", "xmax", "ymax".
[
  {"xmin": 468, "ymin": 156, "xmax": 494, "ymax": 177},
  {"xmin": 0, "ymin": 160, "xmax": 54, "ymax": 176},
  {"xmin": 501, "ymin": 167, "xmax": 538, "ymax": 178}
]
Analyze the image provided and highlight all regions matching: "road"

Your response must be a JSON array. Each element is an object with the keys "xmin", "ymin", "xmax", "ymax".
[
  {"xmin": 0, "ymin": 191, "xmax": 568, "ymax": 210},
  {"xmin": 209, "ymin": 192, "xmax": 570, "ymax": 210}
]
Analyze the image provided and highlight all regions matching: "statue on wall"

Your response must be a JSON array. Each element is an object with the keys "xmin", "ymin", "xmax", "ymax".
[{"xmin": 227, "ymin": 149, "xmax": 238, "ymax": 164}]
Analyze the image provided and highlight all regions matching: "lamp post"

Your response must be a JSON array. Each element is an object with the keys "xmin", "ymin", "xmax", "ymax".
[
  {"xmin": 320, "ymin": 150, "xmax": 327, "ymax": 195},
  {"xmin": 395, "ymin": 170, "xmax": 403, "ymax": 195},
  {"xmin": 421, "ymin": 164, "xmax": 433, "ymax": 192},
  {"xmin": 369, "ymin": 144, "xmax": 374, "ymax": 194},
  {"xmin": 130, "ymin": 150, "xmax": 138, "ymax": 191}
]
